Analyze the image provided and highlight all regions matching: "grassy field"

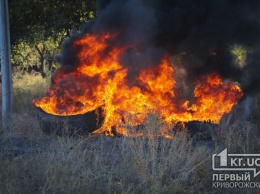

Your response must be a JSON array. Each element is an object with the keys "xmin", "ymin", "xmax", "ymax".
[{"xmin": 0, "ymin": 73, "xmax": 260, "ymax": 193}]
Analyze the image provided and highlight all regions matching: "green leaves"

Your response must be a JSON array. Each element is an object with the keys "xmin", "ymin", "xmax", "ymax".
[
  {"xmin": 10, "ymin": 0, "xmax": 97, "ymax": 44},
  {"xmin": 9, "ymin": 0, "xmax": 97, "ymax": 75}
]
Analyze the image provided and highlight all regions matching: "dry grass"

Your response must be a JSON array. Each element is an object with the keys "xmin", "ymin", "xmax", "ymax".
[
  {"xmin": 0, "ymin": 74, "xmax": 259, "ymax": 193},
  {"xmin": 0, "ymin": 134, "xmax": 211, "ymax": 193}
]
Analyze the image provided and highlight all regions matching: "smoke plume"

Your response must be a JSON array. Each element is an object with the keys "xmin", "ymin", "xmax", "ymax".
[{"xmin": 58, "ymin": 0, "xmax": 260, "ymax": 95}]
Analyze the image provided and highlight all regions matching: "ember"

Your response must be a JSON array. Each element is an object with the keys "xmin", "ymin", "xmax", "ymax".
[{"xmin": 33, "ymin": 32, "xmax": 243, "ymax": 137}]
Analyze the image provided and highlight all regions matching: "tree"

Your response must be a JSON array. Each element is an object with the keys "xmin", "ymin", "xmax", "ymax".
[
  {"xmin": 9, "ymin": 0, "xmax": 97, "ymax": 44},
  {"xmin": 9, "ymin": 0, "xmax": 97, "ymax": 76}
]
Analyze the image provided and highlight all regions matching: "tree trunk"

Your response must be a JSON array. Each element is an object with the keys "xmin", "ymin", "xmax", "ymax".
[
  {"xmin": 35, "ymin": 44, "xmax": 46, "ymax": 77},
  {"xmin": 0, "ymin": 0, "xmax": 13, "ymax": 131}
]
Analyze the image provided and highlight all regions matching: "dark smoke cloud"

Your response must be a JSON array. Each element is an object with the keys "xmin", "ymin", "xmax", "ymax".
[{"xmin": 58, "ymin": 0, "xmax": 260, "ymax": 95}]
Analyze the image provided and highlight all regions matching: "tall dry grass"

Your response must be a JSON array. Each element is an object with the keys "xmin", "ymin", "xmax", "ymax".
[
  {"xmin": 0, "ymin": 73, "xmax": 48, "ymax": 137},
  {"xmin": 0, "ymin": 73, "xmax": 259, "ymax": 193}
]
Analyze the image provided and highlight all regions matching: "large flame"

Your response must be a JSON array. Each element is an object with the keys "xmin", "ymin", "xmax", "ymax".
[{"xmin": 33, "ymin": 33, "xmax": 243, "ymax": 137}]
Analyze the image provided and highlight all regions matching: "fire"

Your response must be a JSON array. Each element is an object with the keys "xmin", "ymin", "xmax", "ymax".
[{"xmin": 33, "ymin": 33, "xmax": 243, "ymax": 137}]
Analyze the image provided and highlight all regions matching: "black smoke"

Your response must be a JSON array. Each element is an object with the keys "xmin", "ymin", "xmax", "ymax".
[{"xmin": 58, "ymin": 0, "xmax": 260, "ymax": 95}]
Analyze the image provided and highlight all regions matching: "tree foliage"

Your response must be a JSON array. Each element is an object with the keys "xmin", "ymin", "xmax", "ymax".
[
  {"xmin": 12, "ymin": 37, "xmax": 61, "ymax": 74},
  {"xmin": 10, "ymin": 0, "xmax": 97, "ymax": 44},
  {"xmin": 9, "ymin": 0, "xmax": 97, "ymax": 76}
]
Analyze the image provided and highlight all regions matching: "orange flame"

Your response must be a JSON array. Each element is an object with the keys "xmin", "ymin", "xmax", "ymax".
[{"xmin": 33, "ymin": 33, "xmax": 243, "ymax": 137}]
